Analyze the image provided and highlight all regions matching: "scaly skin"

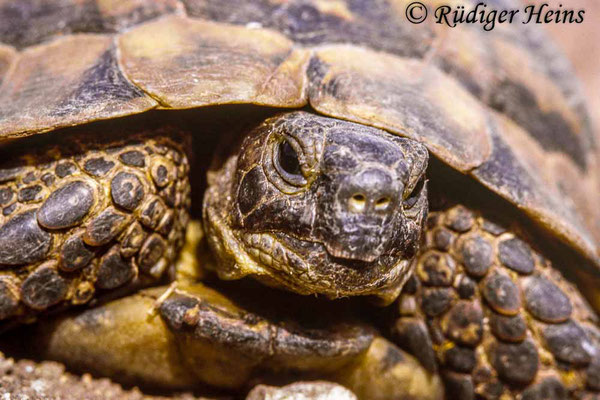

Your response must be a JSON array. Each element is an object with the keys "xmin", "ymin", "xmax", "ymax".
[
  {"xmin": 394, "ymin": 205, "xmax": 600, "ymax": 398},
  {"xmin": 0, "ymin": 129, "xmax": 190, "ymax": 327}
]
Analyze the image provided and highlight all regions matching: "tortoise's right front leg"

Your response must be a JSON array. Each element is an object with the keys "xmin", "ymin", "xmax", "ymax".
[{"xmin": 392, "ymin": 205, "xmax": 600, "ymax": 399}]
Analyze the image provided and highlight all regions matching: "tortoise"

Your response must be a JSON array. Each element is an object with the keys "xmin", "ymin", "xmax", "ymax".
[{"xmin": 0, "ymin": 0, "xmax": 600, "ymax": 399}]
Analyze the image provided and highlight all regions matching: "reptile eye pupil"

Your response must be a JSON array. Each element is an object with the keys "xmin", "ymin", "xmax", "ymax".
[{"xmin": 278, "ymin": 140, "xmax": 302, "ymax": 177}]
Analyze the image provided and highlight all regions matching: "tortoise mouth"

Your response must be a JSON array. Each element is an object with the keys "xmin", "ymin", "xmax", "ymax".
[
  {"xmin": 323, "ymin": 237, "xmax": 384, "ymax": 263},
  {"xmin": 270, "ymin": 232, "xmax": 385, "ymax": 270},
  {"xmin": 233, "ymin": 230, "xmax": 410, "ymax": 299}
]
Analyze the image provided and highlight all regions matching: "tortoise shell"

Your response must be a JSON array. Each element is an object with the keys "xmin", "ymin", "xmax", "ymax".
[{"xmin": 0, "ymin": 0, "xmax": 598, "ymax": 269}]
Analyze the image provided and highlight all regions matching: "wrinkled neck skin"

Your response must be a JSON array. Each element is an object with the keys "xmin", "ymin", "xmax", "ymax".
[{"xmin": 203, "ymin": 111, "xmax": 429, "ymax": 305}]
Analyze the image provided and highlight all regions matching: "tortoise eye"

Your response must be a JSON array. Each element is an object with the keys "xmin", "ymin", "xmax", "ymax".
[
  {"xmin": 404, "ymin": 177, "xmax": 425, "ymax": 209},
  {"xmin": 274, "ymin": 139, "xmax": 306, "ymax": 186},
  {"xmin": 278, "ymin": 140, "xmax": 301, "ymax": 176}
]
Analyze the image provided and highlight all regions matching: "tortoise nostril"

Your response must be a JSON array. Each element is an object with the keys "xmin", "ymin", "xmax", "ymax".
[
  {"xmin": 349, "ymin": 193, "xmax": 367, "ymax": 213},
  {"xmin": 375, "ymin": 197, "xmax": 391, "ymax": 210},
  {"xmin": 352, "ymin": 193, "xmax": 366, "ymax": 202}
]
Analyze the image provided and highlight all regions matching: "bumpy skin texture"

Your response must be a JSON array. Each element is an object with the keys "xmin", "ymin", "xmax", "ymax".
[
  {"xmin": 204, "ymin": 112, "xmax": 428, "ymax": 304},
  {"xmin": 0, "ymin": 129, "xmax": 190, "ymax": 326},
  {"xmin": 393, "ymin": 205, "xmax": 600, "ymax": 399}
]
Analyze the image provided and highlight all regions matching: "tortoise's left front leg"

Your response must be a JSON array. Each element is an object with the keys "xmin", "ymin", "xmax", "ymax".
[{"xmin": 391, "ymin": 205, "xmax": 600, "ymax": 399}]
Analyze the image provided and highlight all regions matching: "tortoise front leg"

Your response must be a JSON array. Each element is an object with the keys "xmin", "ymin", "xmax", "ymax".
[
  {"xmin": 392, "ymin": 205, "xmax": 600, "ymax": 399},
  {"xmin": 0, "ymin": 127, "xmax": 191, "ymax": 328}
]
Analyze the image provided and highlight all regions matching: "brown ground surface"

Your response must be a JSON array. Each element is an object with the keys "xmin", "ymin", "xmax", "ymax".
[{"xmin": 0, "ymin": 352, "xmax": 207, "ymax": 400}]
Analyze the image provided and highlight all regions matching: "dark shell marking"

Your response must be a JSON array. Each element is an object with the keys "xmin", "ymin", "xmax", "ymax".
[
  {"xmin": 0, "ymin": 131, "xmax": 190, "ymax": 325},
  {"xmin": 441, "ymin": 300, "xmax": 484, "ymax": 347},
  {"xmin": 137, "ymin": 233, "xmax": 167, "ymax": 273},
  {"xmin": 521, "ymin": 378, "xmax": 568, "ymax": 400},
  {"xmin": 420, "ymin": 287, "xmax": 455, "ymax": 317},
  {"xmin": 445, "ymin": 346, "xmax": 476, "ymax": 374},
  {"xmin": 140, "ymin": 197, "xmax": 166, "ymax": 229},
  {"xmin": 541, "ymin": 321, "xmax": 593, "ymax": 366},
  {"xmin": 395, "ymin": 206, "xmax": 600, "ymax": 398},
  {"xmin": 416, "ymin": 251, "xmax": 455, "ymax": 287},
  {"xmin": 83, "ymin": 207, "xmax": 130, "ymax": 246},
  {"xmin": 60, "ymin": 234, "xmax": 94, "ymax": 272},
  {"xmin": 489, "ymin": 313, "xmax": 527, "ymax": 343},
  {"xmin": 442, "ymin": 372, "xmax": 474, "ymax": 400},
  {"xmin": 489, "ymin": 340, "xmax": 539, "ymax": 385},
  {"xmin": 120, "ymin": 222, "xmax": 146, "ymax": 258},
  {"xmin": 482, "ymin": 272, "xmax": 520, "ymax": 316},
  {"xmin": 460, "ymin": 233, "xmax": 493, "ymax": 278},
  {"xmin": 498, "ymin": 237, "xmax": 535, "ymax": 275},
  {"xmin": 150, "ymin": 158, "xmax": 175, "ymax": 188},
  {"xmin": 119, "ymin": 150, "xmax": 146, "ymax": 167},
  {"xmin": 83, "ymin": 157, "xmax": 115, "ymax": 176},
  {"xmin": 0, "ymin": 0, "xmax": 182, "ymax": 50},
  {"xmin": 18, "ymin": 185, "xmax": 44, "ymax": 202},
  {"xmin": 392, "ymin": 318, "xmax": 437, "ymax": 373}
]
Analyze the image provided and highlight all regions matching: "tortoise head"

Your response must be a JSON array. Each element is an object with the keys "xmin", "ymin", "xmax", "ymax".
[{"xmin": 204, "ymin": 111, "xmax": 428, "ymax": 304}]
